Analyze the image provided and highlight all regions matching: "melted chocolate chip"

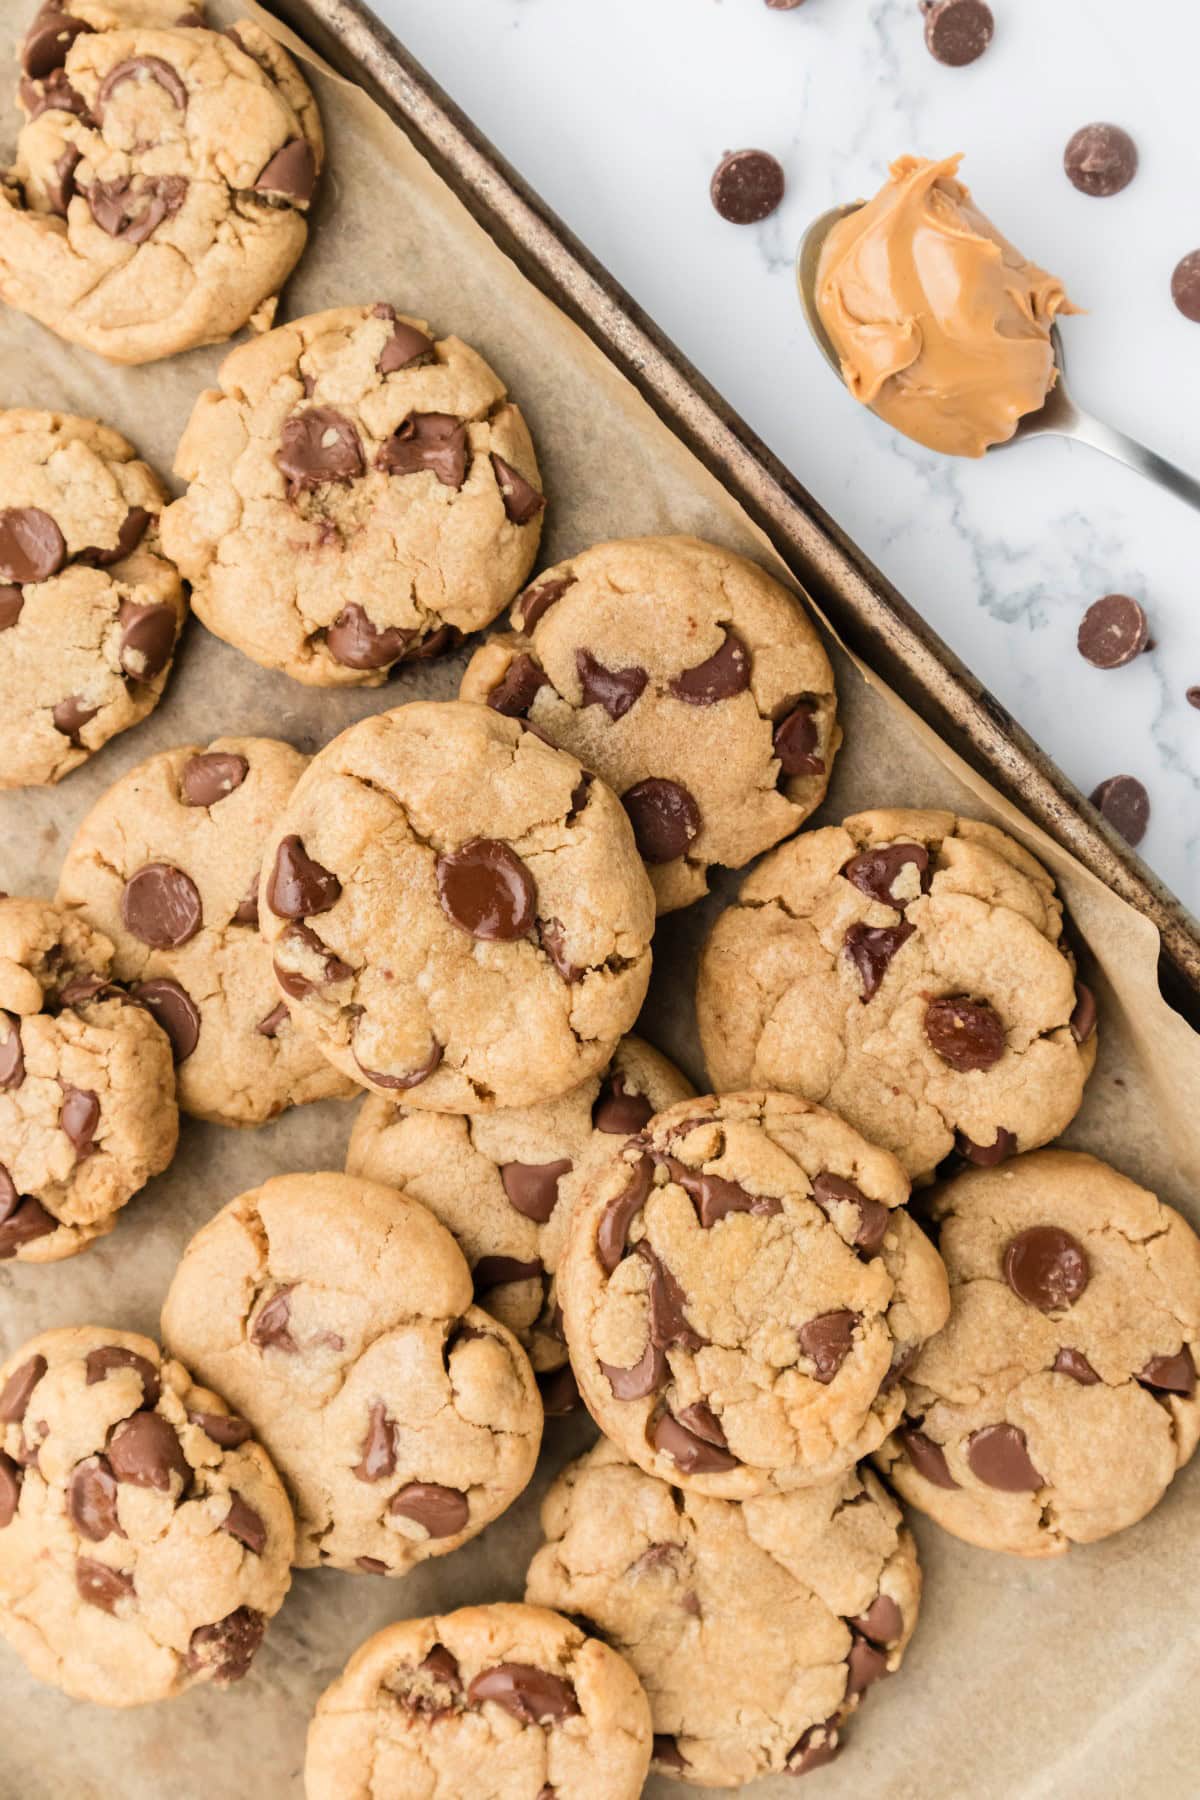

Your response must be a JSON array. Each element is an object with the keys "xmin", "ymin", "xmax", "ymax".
[
  {"xmin": 187, "ymin": 1409, "xmax": 252, "ymax": 1448},
  {"xmin": 255, "ymin": 1002, "xmax": 289, "ymax": 1039},
  {"xmin": 274, "ymin": 923, "xmax": 353, "ymax": 999},
  {"xmin": 0, "ymin": 1355, "xmax": 47, "ymax": 1423},
  {"xmin": 0, "ymin": 1453, "xmax": 20, "ymax": 1528},
  {"xmin": 467, "ymin": 1662, "xmax": 580, "ymax": 1723},
  {"xmin": 597, "ymin": 1153, "xmax": 654, "ymax": 1273},
  {"xmin": 500, "ymin": 1158, "xmax": 571, "ymax": 1224},
  {"xmin": 46, "ymin": 142, "xmax": 82, "ymax": 214},
  {"xmin": 710, "ymin": 148, "xmax": 785, "ymax": 224},
  {"xmin": 924, "ymin": 996, "xmax": 1006, "ymax": 1071},
  {"xmin": 848, "ymin": 1594, "xmax": 903, "ymax": 1647},
  {"xmin": 473, "ymin": 1255, "xmax": 544, "ymax": 1294},
  {"xmin": 122, "ymin": 863, "xmax": 202, "ymax": 948},
  {"xmin": 490, "ymin": 454, "xmax": 544, "ymax": 525},
  {"xmin": 515, "ymin": 574, "xmax": 573, "ymax": 631},
  {"xmin": 267, "ymin": 835, "xmax": 341, "ymax": 918},
  {"xmin": 325, "ymin": 604, "xmax": 412, "ymax": 670},
  {"xmin": 0, "ymin": 587, "xmax": 23, "ymax": 630},
  {"xmin": 0, "ymin": 1195, "xmax": 57, "ymax": 1258},
  {"xmin": 59, "ymin": 1085, "xmax": 99, "ymax": 1158},
  {"xmin": 786, "ymin": 1719, "xmax": 841, "ymax": 1776},
  {"xmin": 954, "ymin": 1126, "xmax": 1017, "ymax": 1167},
  {"xmin": 0, "ymin": 1015, "xmax": 24, "ymax": 1091},
  {"xmin": 85, "ymin": 1346, "xmax": 160, "ymax": 1407},
  {"xmin": 487, "ymin": 651, "xmax": 547, "ymax": 717},
  {"xmin": 78, "ymin": 506, "xmax": 153, "ymax": 570},
  {"xmin": 52, "ymin": 696, "xmax": 99, "ymax": 744},
  {"xmin": 118, "ymin": 600, "xmax": 177, "ymax": 682},
  {"xmin": 436, "ymin": 839, "xmax": 536, "ymax": 939},
  {"xmin": 107, "ymin": 1411, "xmax": 189, "ymax": 1492},
  {"xmin": 576, "ymin": 648, "xmax": 648, "ymax": 721},
  {"xmin": 623, "ymin": 777, "xmax": 701, "ymax": 863},
  {"xmin": 353, "ymin": 1402, "xmax": 397, "ymax": 1482},
  {"xmin": 1004, "ymin": 1226, "xmax": 1089, "ymax": 1312},
  {"xmin": 375, "ymin": 310, "xmax": 435, "ymax": 374},
  {"xmin": 354, "ymin": 1038, "xmax": 443, "ymax": 1091},
  {"xmin": 842, "ymin": 841, "xmax": 930, "ymax": 907},
  {"xmin": 250, "ymin": 1286, "xmax": 297, "ymax": 1352},
  {"xmin": 0, "ymin": 507, "xmax": 65, "ymax": 584},
  {"xmin": 69, "ymin": 1456, "xmax": 121, "ymax": 1541},
  {"xmin": 181, "ymin": 752, "xmax": 247, "ymax": 807},
  {"xmin": 669, "ymin": 629, "xmax": 751, "ymax": 705},
  {"xmin": 1069, "ymin": 981, "xmax": 1097, "ymax": 1044},
  {"xmin": 22, "ymin": 10, "xmax": 92, "ymax": 80},
  {"xmin": 810, "ymin": 1172, "xmax": 889, "ymax": 1256},
  {"xmin": 1138, "ymin": 1346, "xmax": 1196, "ymax": 1397},
  {"xmin": 131, "ymin": 978, "xmax": 200, "ymax": 1063},
  {"xmin": 87, "ymin": 174, "xmax": 187, "ymax": 243},
  {"xmin": 97, "ymin": 55, "xmax": 188, "ymax": 115},
  {"xmin": 221, "ymin": 1493, "xmax": 266, "ymax": 1555},
  {"xmin": 843, "ymin": 920, "xmax": 914, "ymax": 1001},
  {"xmin": 966, "ymin": 1423, "xmax": 1043, "ymax": 1491},
  {"xmin": 651, "ymin": 1408, "xmax": 739, "ymax": 1474},
  {"xmin": 389, "ymin": 1482, "xmax": 469, "ymax": 1537},
  {"xmin": 899, "ymin": 1425, "xmax": 959, "ymax": 1489},
  {"xmin": 600, "ymin": 1335, "xmax": 664, "ymax": 1402},
  {"xmin": 538, "ymin": 918, "xmax": 583, "ymax": 983},
  {"xmin": 186, "ymin": 1607, "xmax": 265, "ymax": 1683},
  {"xmin": 798, "ymin": 1310, "xmax": 858, "ymax": 1383},
  {"xmin": 664, "ymin": 1157, "xmax": 782, "ymax": 1230},
  {"xmin": 20, "ymin": 72, "xmax": 91, "ymax": 125},
  {"xmin": 277, "ymin": 408, "xmax": 363, "ymax": 497},
  {"xmin": 773, "ymin": 702, "xmax": 824, "ymax": 777},
  {"xmin": 378, "ymin": 413, "xmax": 468, "ymax": 487},
  {"xmin": 593, "ymin": 1072, "xmax": 654, "ymax": 1135},
  {"xmin": 254, "ymin": 138, "xmax": 316, "ymax": 203},
  {"xmin": 846, "ymin": 1636, "xmax": 890, "ymax": 1697},
  {"xmin": 75, "ymin": 1556, "xmax": 134, "ymax": 1614},
  {"xmin": 1053, "ymin": 1348, "xmax": 1100, "ymax": 1385}
]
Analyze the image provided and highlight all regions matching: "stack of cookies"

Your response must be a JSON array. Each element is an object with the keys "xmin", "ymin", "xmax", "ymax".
[{"xmin": 2, "ymin": 5, "xmax": 1199, "ymax": 1796}]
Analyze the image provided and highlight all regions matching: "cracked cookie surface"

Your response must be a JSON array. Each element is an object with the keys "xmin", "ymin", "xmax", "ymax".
[
  {"xmin": 0, "ymin": 895, "xmax": 177, "ymax": 1262},
  {"xmin": 56, "ymin": 735, "xmax": 356, "ymax": 1126},
  {"xmin": 346, "ymin": 1034, "xmax": 693, "ymax": 1394},
  {"xmin": 526, "ymin": 1439, "xmax": 920, "ymax": 1788},
  {"xmin": 1, "ymin": 14, "xmax": 323, "ymax": 363},
  {"xmin": 160, "ymin": 303, "xmax": 544, "ymax": 684},
  {"xmin": 160, "ymin": 1172, "xmax": 543, "ymax": 1574},
  {"xmin": 257, "ymin": 701, "xmax": 656, "ymax": 1111},
  {"xmin": 875, "ymin": 1149, "xmax": 1200, "ymax": 1556},
  {"xmin": 460, "ymin": 536, "xmax": 839, "ymax": 912},
  {"xmin": 697, "ymin": 808, "xmax": 1098, "ymax": 1182},
  {"xmin": 559, "ymin": 1090, "xmax": 949, "ymax": 1498},
  {"xmin": 304, "ymin": 1601, "xmax": 652, "ymax": 1800},
  {"xmin": 0, "ymin": 410, "xmax": 186, "ymax": 789},
  {"xmin": 0, "ymin": 1324, "xmax": 293, "ymax": 1705}
]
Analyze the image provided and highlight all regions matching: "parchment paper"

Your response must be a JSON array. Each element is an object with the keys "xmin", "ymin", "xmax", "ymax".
[{"xmin": 2, "ymin": 5, "xmax": 1198, "ymax": 1796}]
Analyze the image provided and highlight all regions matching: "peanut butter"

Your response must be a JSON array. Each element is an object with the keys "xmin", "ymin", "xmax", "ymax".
[{"xmin": 816, "ymin": 154, "xmax": 1077, "ymax": 457}]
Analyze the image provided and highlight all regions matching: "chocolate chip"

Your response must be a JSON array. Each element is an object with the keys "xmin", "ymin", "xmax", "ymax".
[
  {"xmin": 848, "ymin": 1594, "xmax": 903, "ymax": 1647},
  {"xmin": 108, "ymin": 1411, "xmax": 189, "ymax": 1492},
  {"xmin": 376, "ymin": 311, "xmax": 435, "ymax": 374},
  {"xmin": 181, "ymin": 752, "xmax": 247, "ymax": 807},
  {"xmin": 356, "ymin": 1556, "xmax": 388, "ymax": 1575},
  {"xmin": 843, "ymin": 842, "xmax": 930, "ymax": 907},
  {"xmin": 389, "ymin": 1481, "xmax": 469, "ymax": 1537},
  {"xmin": 59, "ymin": 1085, "xmax": 99, "ymax": 1158},
  {"xmin": 97, "ymin": 55, "xmax": 188, "ymax": 115},
  {"xmin": 87, "ymin": 174, "xmax": 187, "ymax": 243},
  {"xmin": 1064, "ymin": 123, "xmax": 1137, "ymax": 198},
  {"xmin": 1089, "ymin": 775, "xmax": 1150, "ymax": 847},
  {"xmin": 500, "ymin": 1158, "xmax": 571, "ymax": 1224},
  {"xmin": 122, "ymin": 863, "xmax": 202, "ymax": 948},
  {"xmin": 515, "ymin": 574, "xmax": 573, "ymax": 631},
  {"xmin": 846, "ymin": 1636, "xmax": 889, "ymax": 1696},
  {"xmin": 786, "ymin": 1720, "xmax": 841, "ymax": 1776},
  {"xmin": 537, "ymin": 1363, "xmax": 581, "ymax": 1416},
  {"xmin": 798, "ymin": 1310, "xmax": 858, "ymax": 1384},
  {"xmin": 576, "ymin": 648, "xmax": 648, "ymax": 721},
  {"xmin": 352, "ymin": 1402, "xmax": 398, "ymax": 1483},
  {"xmin": 186, "ymin": 1607, "xmax": 264, "ymax": 1683},
  {"xmin": 22, "ymin": 10, "xmax": 92, "ymax": 79},
  {"xmin": 669, "ymin": 629, "xmax": 751, "ymax": 705},
  {"xmin": 1171, "ymin": 251, "xmax": 1200, "ymax": 323},
  {"xmin": 187, "ymin": 1409, "xmax": 252, "ymax": 1448},
  {"xmin": 474, "ymin": 1255, "xmax": 544, "ymax": 1294},
  {"xmin": 46, "ymin": 142, "xmax": 82, "ymax": 215},
  {"xmin": 221, "ymin": 1493, "xmax": 266, "ymax": 1555},
  {"xmin": 354, "ymin": 1038, "xmax": 443, "ymax": 1090},
  {"xmin": 653, "ymin": 1737, "xmax": 689, "ymax": 1773},
  {"xmin": 0, "ymin": 1196, "xmax": 57, "ymax": 1258},
  {"xmin": 275, "ymin": 923, "xmax": 353, "ymax": 999},
  {"xmin": 597, "ymin": 1153, "xmax": 654, "ymax": 1272},
  {"xmin": 773, "ymin": 702, "xmax": 824, "ymax": 777},
  {"xmin": 843, "ymin": 920, "xmax": 914, "ymax": 1002},
  {"xmin": 85, "ymin": 1346, "xmax": 160, "ymax": 1407},
  {"xmin": 117, "ymin": 600, "xmax": 177, "ymax": 683},
  {"xmin": 325, "ymin": 603, "xmax": 411, "ymax": 670},
  {"xmin": 533, "ymin": 918, "xmax": 581, "ymax": 984},
  {"xmin": 675, "ymin": 1403, "xmax": 728, "ymax": 1453},
  {"xmin": 593, "ymin": 1073, "xmax": 653, "ymax": 1135},
  {"xmin": 665, "ymin": 1158, "xmax": 782, "ymax": 1230},
  {"xmin": 0, "ymin": 1355, "xmax": 46, "ymax": 1422},
  {"xmin": 810, "ymin": 1172, "xmax": 889, "ymax": 1256},
  {"xmin": 20, "ymin": 72, "xmax": 91, "ymax": 125},
  {"xmin": 254, "ymin": 1002, "xmax": 288, "ymax": 1039},
  {"xmin": 436, "ymin": 839, "xmax": 536, "ymax": 939},
  {"xmin": 955, "ymin": 1126, "xmax": 1017, "ymax": 1166},
  {"xmin": 1004, "ymin": 1226, "xmax": 1089, "ymax": 1313},
  {"xmin": 131, "ymin": 978, "xmax": 200, "ymax": 1063},
  {"xmin": 899, "ymin": 1425, "xmax": 959, "ymax": 1488},
  {"xmin": 1069, "ymin": 981, "xmax": 1097, "ymax": 1044},
  {"xmin": 250, "ymin": 1286, "xmax": 297, "ymax": 1352},
  {"xmin": 378, "ymin": 413, "xmax": 468, "ymax": 488},
  {"xmin": 0, "ymin": 506, "xmax": 65, "ymax": 584},
  {"xmin": 0, "ymin": 587, "xmax": 23, "ymax": 630},
  {"xmin": 1138, "ymin": 1346, "xmax": 1196, "ymax": 1397},
  {"xmin": 0, "ymin": 1453, "xmax": 20, "ymax": 1528},
  {"xmin": 1077, "ymin": 593, "xmax": 1149, "ymax": 670},
  {"xmin": 490, "ymin": 454, "xmax": 545, "ymax": 525},
  {"xmin": 1187, "ymin": 686, "xmax": 1200, "ymax": 709},
  {"xmin": 641, "ymin": 1243, "xmax": 705, "ymax": 1351},
  {"xmin": 651, "ymin": 1408, "xmax": 739, "ymax": 1474},
  {"xmin": 487, "ymin": 651, "xmax": 547, "ymax": 717},
  {"xmin": 924, "ymin": 995, "xmax": 1006, "ymax": 1071},
  {"xmin": 623, "ymin": 777, "xmax": 701, "ymax": 863},
  {"xmin": 467, "ymin": 1662, "xmax": 580, "ymax": 1723},
  {"xmin": 710, "ymin": 148, "xmax": 785, "ymax": 224},
  {"xmin": 966, "ymin": 1423, "xmax": 1044, "ymax": 1491},
  {"xmin": 52, "ymin": 695, "xmax": 99, "ymax": 743},
  {"xmin": 1053, "ymin": 1347, "xmax": 1100, "ymax": 1385},
  {"xmin": 922, "ymin": 0, "xmax": 993, "ymax": 65},
  {"xmin": 0, "ymin": 1015, "xmax": 24, "ymax": 1091},
  {"xmin": 278, "ymin": 408, "xmax": 363, "ymax": 495},
  {"xmin": 231, "ymin": 872, "xmax": 261, "ymax": 926},
  {"xmin": 254, "ymin": 138, "xmax": 317, "ymax": 203},
  {"xmin": 267, "ymin": 835, "xmax": 341, "ymax": 918},
  {"xmin": 601, "ymin": 1336, "xmax": 664, "ymax": 1402},
  {"xmin": 75, "ymin": 1556, "xmax": 134, "ymax": 1613},
  {"xmin": 70, "ymin": 1456, "xmax": 121, "ymax": 1541}
]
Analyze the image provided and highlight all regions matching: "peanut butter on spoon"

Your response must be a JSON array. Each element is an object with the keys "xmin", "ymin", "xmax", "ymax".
[{"xmin": 816, "ymin": 154, "xmax": 1078, "ymax": 457}]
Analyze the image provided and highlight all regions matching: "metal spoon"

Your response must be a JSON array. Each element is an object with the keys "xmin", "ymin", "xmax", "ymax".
[{"xmin": 797, "ymin": 202, "xmax": 1200, "ymax": 512}]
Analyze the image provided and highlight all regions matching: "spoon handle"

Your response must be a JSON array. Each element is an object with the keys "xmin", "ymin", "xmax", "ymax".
[{"xmin": 1065, "ymin": 407, "xmax": 1200, "ymax": 514}]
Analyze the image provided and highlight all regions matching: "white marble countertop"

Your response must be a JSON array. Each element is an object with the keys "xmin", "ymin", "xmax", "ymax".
[{"xmin": 380, "ymin": 0, "xmax": 1200, "ymax": 913}]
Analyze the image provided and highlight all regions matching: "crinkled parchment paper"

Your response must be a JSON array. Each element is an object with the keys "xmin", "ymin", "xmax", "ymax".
[{"xmin": 1, "ymin": 4, "xmax": 1198, "ymax": 1796}]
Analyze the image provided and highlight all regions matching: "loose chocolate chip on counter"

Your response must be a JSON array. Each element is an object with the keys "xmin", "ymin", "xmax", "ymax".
[
  {"xmin": 59, "ymin": 1085, "xmax": 100, "ymax": 1158},
  {"xmin": 651, "ymin": 1407, "xmax": 739, "ymax": 1474},
  {"xmin": 187, "ymin": 1409, "xmax": 252, "ymax": 1448},
  {"xmin": 798, "ymin": 1310, "xmax": 858, "ymax": 1384},
  {"xmin": 389, "ymin": 1481, "xmax": 469, "ymax": 1538},
  {"xmin": 0, "ymin": 586, "xmax": 23, "ymax": 630},
  {"xmin": 1188, "ymin": 686, "xmax": 1200, "ymax": 710},
  {"xmin": 267, "ymin": 835, "xmax": 341, "ymax": 919},
  {"xmin": 848, "ymin": 1594, "xmax": 903, "ymax": 1647},
  {"xmin": 186, "ymin": 1607, "xmax": 265, "ymax": 1682},
  {"xmin": 593, "ymin": 1073, "xmax": 653, "ymax": 1135},
  {"xmin": 843, "ymin": 842, "xmax": 930, "ymax": 906},
  {"xmin": 118, "ymin": 601, "xmax": 177, "ymax": 682},
  {"xmin": 653, "ymin": 1737, "xmax": 689, "ymax": 1774},
  {"xmin": 669, "ymin": 629, "xmax": 751, "ymax": 705},
  {"xmin": 0, "ymin": 506, "xmax": 66, "ymax": 584},
  {"xmin": 487, "ymin": 652, "xmax": 548, "ymax": 718},
  {"xmin": 1053, "ymin": 1347, "xmax": 1101, "ymax": 1385},
  {"xmin": 97, "ymin": 55, "xmax": 188, "ymax": 115},
  {"xmin": 221, "ymin": 1493, "xmax": 266, "ymax": 1555},
  {"xmin": 500, "ymin": 1159, "xmax": 572, "ymax": 1224},
  {"xmin": 0, "ymin": 1193, "xmax": 57, "ymax": 1259},
  {"xmin": 353, "ymin": 1403, "xmax": 398, "ymax": 1482},
  {"xmin": 955, "ymin": 1126, "xmax": 1017, "ymax": 1167},
  {"xmin": 0, "ymin": 1014, "xmax": 24, "ymax": 1090},
  {"xmin": 278, "ymin": 408, "xmax": 363, "ymax": 494},
  {"xmin": 1138, "ymin": 1346, "xmax": 1196, "ymax": 1397},
  {"xmin": 966, "ymin": 1423, "xmax": 1043, "ymax": 1491},
  {"xmin": 843, "ymin": 921, "xmax": 914, "ymax": 1003},
  {"xmin": 710, "ymin": 149, "xmax": 785, "ymax": 224},
  {"xmin": 122, "ymin": 863, "xmax": 202, "ymax": 948},
  {"xmin": 0, "ymin": 1355, "xmax": 47, "ymax": 1423},
  {"xmin": 1089, "ymin": 774, "xmax": 1150, "ymax": 846},
  {"xmin": 576, "ymin": 648, "xmax": 648, "ymax": 722},
  {"xmin": 773, "ymin": 701, "xmax": 824, "ymax": 777},
  {"xmin": 375, "ymin": 309, "xmax": 435, "ymax": 374},
  {"xmin": 181, "ymin": 752, "xmax": 248, "ymax": 808},
  {"xmin": 85, "ymin": 1346, "xmax": 160, "ymax": 1407},
  {"xmin": 786, "ymin": 1720, "xmax": 841, "ymax": 1776},
  {"xmin": 924, "ymin": 995, "xmax": 1006, "ymax": 1071},
  {"xmin": 131, "ymin": 978, "xmax": 201, "ymax": 1062},
  {"xmin": 1063, "ymin": 123, "xmax": 1138, "ymax": 198},
  {"xmin": 810, "ymin": 1172, "xmax": 889, "ymax": 1256},
  {"xmin": 107, "ymin": 1411, "xmax": 189, "ymax": 1492},
  {"xmin": 468, "ymin": 1662, "xmax": 581, "ymax": 1723},
  {"xmin": 1004, "ymin": 1226, "xmax": 1089, "ymax": 1313},
  {"xmin": 899, "ymin": 1425, "xmax": 959, "ymax": 1489},
  {"xmin": 52, "ymin": 695, "xmax": 99, "ymax": 743},
  {"xmin": 70, "ymin": 1456, "xmax": 121, "ymax": 1541},
  {"xmin": 22, "ymin": 9, "xmax": 92, "ymax": 79},
  {"xmin": 490, "ymin": 454, "xmax": 545, "ymax": 525},
  {"xmin": 1171, "ymin": 252, "xmax": 1200, "ymax": 323},
  {"xmin": 1077, "ymin": 593, "xmax": 1149, "ymax": 669},
  {"xmin": 538, "ymin": 1363, "xmax": 581, "ymax": 1417},
  {"xmin": 597, "ymin": 1153, "xmax": 655, "ymax": 1272},
  {"xmin": 515, "ymin": 574, "xmax": 574, "ymax": 632},
  {"xmin": 325, "ymin": 604, "xmax": 412, "ymax": 671},
  {"xmin": 0, "ymin": 1452, "xmax": 21, "ymax": 1528},
  {"xmin": 623, "ymin": 777, "xmax": 701, "ymax": 864},
  {"xmin": 921, "ymin": 0, "xmax": 994, "ymax": 66},
  {"xmin": 436, "ymin": 839, "xmax": 537, "ymax": 940},
  {"xmin": 250, "ymin": 1286, "xmax": 298, "ymax": 1353},
  {"xmin": 378, "ymin": 413, "xmax": 468, "ymax": 488},
  {"xmin": 87, "ymin": 174, "xmax": 188, "ymax": 244},
  {"xmin": 254, "ymin": 138, "xmax": 317, "ymax": 203},
  {"xmin": 354, "ymin": 1038, "xmax": 443, "ymax": 1091},
  {"xmin": 76, "ymin": 1556, "xmax": 134, "ymax": 1614}
]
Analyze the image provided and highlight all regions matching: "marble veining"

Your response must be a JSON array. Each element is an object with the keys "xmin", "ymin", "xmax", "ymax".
[{"xmin": 383, "ymin": 0, "xmax": 1200, "ymax": 911}]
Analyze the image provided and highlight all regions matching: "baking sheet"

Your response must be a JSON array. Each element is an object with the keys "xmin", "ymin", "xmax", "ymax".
[{"xmin": 1, "ymin": 3, "xmax": 1198, "ymax": 1795}]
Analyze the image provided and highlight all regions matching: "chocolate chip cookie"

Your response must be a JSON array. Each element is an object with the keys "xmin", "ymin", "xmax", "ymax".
[
  {"xmin": 160, "ymin": 304, "xmax": 544, "ymax": 684},
  {"xmin": 56, "ymin": 736, "xmax": 356, "ymax": 1126},
  {"xmin": 875, "ymin": 1149, "xmax": 1200, "ymax": 1556},
  {"xmin": 346, "ymin": 1034, "xmax": 693, "ymax": 1400},
  {"xmin": 161, "ymin": 1172, "xmax": 543, "ymax": 1574},
  {"xmin": 527, "ymin": 1439, "xmax": 921, "ymax": 1787},
  {"xmin": 697, "ymin": 809, "xmax": 1098, "ymax": 1181},
  {"xmin": 0, "ymin": 895, "xmax": 177, "ymax": 1263},
  {"xmin": 305, "ymin": 1602, "xmax": 653, "ymax": 1800},
  {"xmin": 1, "ymin": 15, "xmax": 323, "ymax": 363},
  {"xmin": 558, "ymin": 1091, "xmax": 949, "ymax": 1498},
  {"xmin": 460, "ymin": 536, "xmax": 839, "ymax": 911},
  {"xmin": 0, "ymin": 1324, "xmax": 293, "ymax": 1705},
  {"xmin": 0, "ymin": 410, "xmax": 186, "ymax": 789},
  {"xmin": 257, "ymin": 702, "xmax": 655, "ymax": 1111}
]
